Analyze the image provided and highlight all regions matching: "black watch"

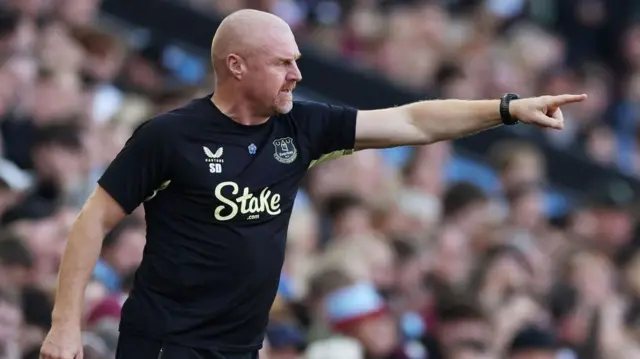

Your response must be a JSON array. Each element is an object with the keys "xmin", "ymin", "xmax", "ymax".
[{"xmin": 500, "ymin": 93, "xmax": 520, "ymax": 125}]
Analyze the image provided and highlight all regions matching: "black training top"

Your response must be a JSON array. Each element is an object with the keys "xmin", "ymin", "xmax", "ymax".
[{"xmin": 97, "ymin": 94, "xmax": 357, "ymax": 351}]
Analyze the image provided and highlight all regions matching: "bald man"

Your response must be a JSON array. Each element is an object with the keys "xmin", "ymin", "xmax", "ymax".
[{"xmin": 40, "ymin": 8, "xmax": 586, "ymax": 359}]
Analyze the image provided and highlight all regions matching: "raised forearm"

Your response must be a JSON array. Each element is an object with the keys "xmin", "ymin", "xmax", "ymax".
[
  {"xmin": 404, "ymin": 99, "xmax": 502, "ymax": 142},
  {"xmin": 51, "ymin": 209, "xmax": 108, "ymax": 325}
]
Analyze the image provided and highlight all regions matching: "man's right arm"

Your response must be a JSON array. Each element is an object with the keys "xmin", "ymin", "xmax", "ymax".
[
  {"xmin": 50, "ymin": 117, "xmax": 173, "ymax": 325},
  {"xmin": 42, "ymin": 117, "xmax": 173, "ymax": 359},
  {"xmin": 50, "ymin": 186, "xmax": 125, "ymax": 326}
]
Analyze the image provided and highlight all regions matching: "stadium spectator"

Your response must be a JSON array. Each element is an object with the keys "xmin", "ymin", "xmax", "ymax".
[{"xmin": 1, "ymin": 1, "xmax": 640, "ymax": 358}]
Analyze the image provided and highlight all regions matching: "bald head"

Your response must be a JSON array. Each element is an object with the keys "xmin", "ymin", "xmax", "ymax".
[
  {"xmin": 210, "ymin": 9, "xmax": 302, "ymax": 118},
  {"xmin": 211, "ymin": 9, "xmax": 293, "ymax": 77}
]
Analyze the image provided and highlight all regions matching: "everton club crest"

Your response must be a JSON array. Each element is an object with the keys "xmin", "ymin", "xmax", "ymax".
[{"xmin": 273, "ymin": 137, "xmax": 297, "ymax": 164}]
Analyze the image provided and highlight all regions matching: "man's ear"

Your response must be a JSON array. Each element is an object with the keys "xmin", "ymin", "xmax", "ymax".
[{"xmin": 227, "ymin": 53, "xmax": 244, "ymax": 80}]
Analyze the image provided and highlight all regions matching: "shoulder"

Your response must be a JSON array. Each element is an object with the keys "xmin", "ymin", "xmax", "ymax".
[
  {"xmin": 283, "ymin": 101, "xmax": 322, "ymax": 120},
  {"xmin": 290, "ymin": 100, "xmax": 348, "ymax": 114},
  {"xmin": 132, "ymin": 102, "xmax": 204, "ymax": 140},
  {"xmin": 287, "ymin": 101, "xmax": 358, "ymax": 121},
  {"xmin": 131, "ymin": 113, "xmax": 180, "ymax": 139},
  {"xmin": 122, "ymin": 112, "xmax": 190, "ymax": 156},
  {"xmin": 291, "ymin": 100, "xmax": 327, "ymax": 112}
]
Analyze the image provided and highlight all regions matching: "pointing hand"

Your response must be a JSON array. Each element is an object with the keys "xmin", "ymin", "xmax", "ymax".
[{"xmin": 509, "ymin": 94, "xmax": 588, "ymax": 130}]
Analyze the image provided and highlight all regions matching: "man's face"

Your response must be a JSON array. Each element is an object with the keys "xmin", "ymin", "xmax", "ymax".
[
  {"xmin": 30, "ymin": 74, "xmax": 81, "ymax": 123},
  {"xmin": 510, "ymin": 188, "xmax": 544, "ymax": 230},
  {"xmin": 430, "ymin": 228, "xmax": 471, "ymax": 287},
  {"xmin": 13, "ymin": 218, "xmax": 60, "ymax": 276},
  {"xmin": 501, "ymin": 154, "xmax": 543, "ymax": 192},
  {"xmin": 333, "ymin": 206, "xmax": 372, "ymax": 239},
  {"xmin": 241, "ymin": 25, "xmax": 302, "ymax": 116},
  {"xmin": 458, "ymin": 200, "xmax": 493, "ymax": 237},
  {"xmin": 592, "ymin": 207, "xmax": 633, "ymax": 247},
  {"xmin": 33, "ymin": 145, "xmax": 84, "ymax": 188}
]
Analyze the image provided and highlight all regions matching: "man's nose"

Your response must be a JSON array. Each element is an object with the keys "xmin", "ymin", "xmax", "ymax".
[{"xmin": 288, "ymin": 62, "xmax": 302, "ymax": 82}]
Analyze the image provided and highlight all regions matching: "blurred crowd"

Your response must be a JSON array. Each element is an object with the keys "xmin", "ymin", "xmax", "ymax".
[
  {"xmin": 1, "ymin": 1, "xmax": 640, "ymax": 359},
  {"xmin": 203, "ymin": 0, "xmax": 640, "ymax": 177}
]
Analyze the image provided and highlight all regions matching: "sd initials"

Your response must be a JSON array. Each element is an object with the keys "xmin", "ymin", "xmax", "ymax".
[{"xmin": 209, "ymin": 163, "xmax": 222, "ymax": 173}]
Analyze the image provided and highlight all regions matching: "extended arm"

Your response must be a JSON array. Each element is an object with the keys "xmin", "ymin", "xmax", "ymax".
[{"xmin": 354, "ymin": 95, "xmax": 587, "ymax": 150}]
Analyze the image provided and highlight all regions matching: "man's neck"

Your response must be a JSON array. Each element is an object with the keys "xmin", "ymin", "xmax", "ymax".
[{"xmin": 211, "ymin": 89, "xmax": 270, "ymax": 126}]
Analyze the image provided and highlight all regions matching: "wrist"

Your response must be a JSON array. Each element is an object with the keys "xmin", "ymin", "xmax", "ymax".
[
  {"xmin": 51, "ymin": 310, "xmax": 82, "ymax": 327},
  {"xmin": 500, "ymin": 93, "xmax": 520, "ymax": 125}
]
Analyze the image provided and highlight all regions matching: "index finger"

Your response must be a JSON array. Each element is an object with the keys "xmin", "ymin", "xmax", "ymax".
[{"xmin": 549, "ymin": 94, "xmax": 588, "ymax": 106}]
